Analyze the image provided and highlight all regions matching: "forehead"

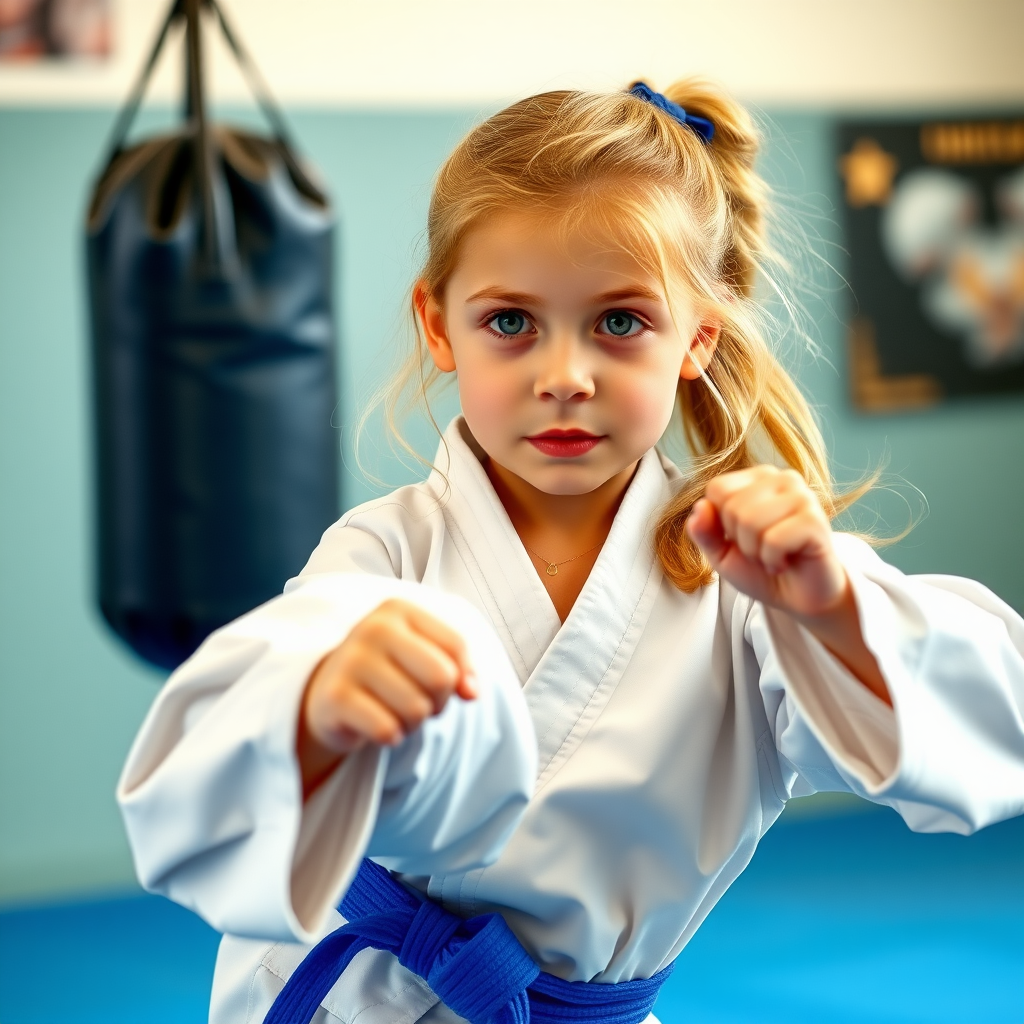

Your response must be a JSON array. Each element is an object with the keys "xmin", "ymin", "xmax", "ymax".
[{"xmin": 449, "ymin": 207, "xmax": 664, "ymax": 299}]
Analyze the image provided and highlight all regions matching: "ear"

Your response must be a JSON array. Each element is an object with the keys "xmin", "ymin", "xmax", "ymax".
[
  {"xmin": 414, "ymin": 279, "xmax": 457, "ymax": 373},
  {"xmin": 679, "ymin": 319, "xmax": 721, "ymax": 381}
]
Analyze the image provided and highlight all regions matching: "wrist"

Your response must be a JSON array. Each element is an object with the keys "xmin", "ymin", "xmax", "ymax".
[
  {"xmin": 790, "ymin": 574, "xmax": 892, "ymax": 706},
  {"xmin": 296, "ymin": 664, "xmax": 347, "ymax": 800},
  {"xmin": 790, "ymin": 573, "xmax": 858, "ymax": 640}
]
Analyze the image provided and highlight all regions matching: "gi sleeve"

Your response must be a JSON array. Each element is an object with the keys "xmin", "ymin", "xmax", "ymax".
[
  {"xmin": 116, "ymin": 566, "xmax": 537, "ymax": 945},
  {"xmin": 750, "ymin": 533, "xmax": 1024, "ymax": 834}
]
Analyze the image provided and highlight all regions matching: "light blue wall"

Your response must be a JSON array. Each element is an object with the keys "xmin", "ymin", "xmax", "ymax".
[{"xmin": 1, "ymin": 107, "xmax": 1021, "ymax": 903}]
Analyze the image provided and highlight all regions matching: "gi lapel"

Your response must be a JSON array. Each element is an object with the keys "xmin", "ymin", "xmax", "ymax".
[
  {"xmin": 525, "ymin": 447, "xmax": 668, "ymax": 788},
  {"xmin": 434, "ymin": 419, "xmax": 561, "ymax": 684},
  {"xmin": 434, "ymin": 418, "xmax": 669, "ymax": 787}
]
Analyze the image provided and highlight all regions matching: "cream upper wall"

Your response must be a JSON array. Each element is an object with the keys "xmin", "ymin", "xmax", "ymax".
[{"xmin": 0, "ymin": 0, "xmax": 1022, "ymax": 108}]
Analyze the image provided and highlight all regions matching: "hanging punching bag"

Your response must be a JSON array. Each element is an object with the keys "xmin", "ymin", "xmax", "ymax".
[{"xmin": 86, "ymin": 0, "xmax": 339, "ymax": 670}]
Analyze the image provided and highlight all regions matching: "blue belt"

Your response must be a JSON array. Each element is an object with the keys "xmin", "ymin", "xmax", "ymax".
[{"xmin": 264, "ymin": 858, "xmax": 673, "ymax": 1024}]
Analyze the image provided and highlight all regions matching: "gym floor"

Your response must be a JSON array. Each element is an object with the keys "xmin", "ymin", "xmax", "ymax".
[{"xmin": 1, "ymin": 805, "xmax": 1021, "ymax": 1024}]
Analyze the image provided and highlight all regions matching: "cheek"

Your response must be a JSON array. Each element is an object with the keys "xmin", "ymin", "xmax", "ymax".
[
  {"xmin": 608, "ymin": 362, "xmax": 680, "ymax": 441},
  {"xmin": 454, "ymin": 355, "xmax": 522, "ymax": 439}
]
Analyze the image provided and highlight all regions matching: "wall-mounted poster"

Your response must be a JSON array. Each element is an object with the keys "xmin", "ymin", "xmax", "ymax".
[
  {"xmin": 838, "ymin": 116, "xmax": 1024, "ymax": 412},
  {"xmin": 0, "ymin": 0, "xmax": 110, "ymax": 60}
]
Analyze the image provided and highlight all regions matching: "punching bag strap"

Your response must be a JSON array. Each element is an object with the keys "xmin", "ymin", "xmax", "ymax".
[
  {"xmin": 206, "ymin": 2, "xmax": 292, "ymax": 151},
  {"xmin": 100, "ymin": 0, "xmax": 184, "ymax": 165},
  {"xmin": 183, "ymin": 0, "xmax": 219, "ymax": 265},
  {"xmin": 97, "ymin": 0, "xmax": 325, "ymax": 207},
  {"xmin": 207, "ymin": 0, "xmax": 326, "ymax": 205}
]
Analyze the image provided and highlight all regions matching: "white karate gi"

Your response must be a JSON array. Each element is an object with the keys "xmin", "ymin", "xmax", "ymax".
[{"xmin": 118, "ymin": 417, "xmax": 1024, "ymax": 1024}]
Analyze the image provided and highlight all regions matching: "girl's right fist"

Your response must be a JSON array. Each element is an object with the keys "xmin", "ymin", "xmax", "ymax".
[{"xmin": 297, "ymin": 600, "xmax": 477, "ymax": 796}]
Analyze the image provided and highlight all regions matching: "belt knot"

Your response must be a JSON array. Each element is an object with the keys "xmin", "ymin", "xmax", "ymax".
[{"xmin": 265, "ymin": 859, "xmax": 673, "ymax": 1024}]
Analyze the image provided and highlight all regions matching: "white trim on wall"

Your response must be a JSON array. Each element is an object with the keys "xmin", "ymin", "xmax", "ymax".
[{"xmin": 0, "ymin": 0, "xmax": 1022, "ymax": 108}]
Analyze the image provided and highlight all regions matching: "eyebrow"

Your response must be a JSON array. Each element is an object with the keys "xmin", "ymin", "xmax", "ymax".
[
  {"xmin": 465, "ymin": 287, "xmax": 542, "ymax": 305},
  {"xmin": 464, "ymin": 285, "xmax": 664, "ymax": 305},
  {"xmin": 593, "ymin": 286, "xmax": 663, "ymax": 304}
]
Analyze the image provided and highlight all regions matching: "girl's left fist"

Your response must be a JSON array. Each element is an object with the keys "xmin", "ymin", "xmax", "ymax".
[{"xmin": 686, "ymin": 466, "xmax": 849, "ymax": 619}]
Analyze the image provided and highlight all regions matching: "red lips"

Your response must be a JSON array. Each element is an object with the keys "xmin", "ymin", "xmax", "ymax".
[{"xmin": 526, "ymin": 429, "xmax": 603, "ymax": 458}]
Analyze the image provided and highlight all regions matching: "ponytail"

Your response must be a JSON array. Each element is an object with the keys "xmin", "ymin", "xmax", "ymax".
[
  {"xmin": 653, "ymin": 78, "xmax": 863, "ymax": 592},
  {"xmin": 662, "ymin": 80, "xmax": 765, "ymax": 297}
]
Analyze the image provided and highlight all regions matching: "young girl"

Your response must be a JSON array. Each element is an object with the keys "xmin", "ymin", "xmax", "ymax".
[{"xmin": 118, "ymin": 80, "xmax": 1024, "ymax": 1024}]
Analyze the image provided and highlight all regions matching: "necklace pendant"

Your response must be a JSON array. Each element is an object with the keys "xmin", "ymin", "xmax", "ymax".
[{"xmin": 546, "ymin": 564, "xmax": 558, "ymax": 576}]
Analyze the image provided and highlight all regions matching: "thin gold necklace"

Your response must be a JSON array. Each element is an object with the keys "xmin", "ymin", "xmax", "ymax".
[{"xmin": 524, "ymin": 540, "xmax": 602, "ymax": 577}]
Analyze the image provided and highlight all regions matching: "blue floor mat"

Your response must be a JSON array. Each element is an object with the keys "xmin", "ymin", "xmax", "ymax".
[
  {"xmin": 0, "ymin": 887, "xmax": 220, "ymax": 1024},
  {"xmin": 655, "ymin": 808, "xmax": 1024, "ymax": 1023},
  {"xmin": 1, "ymin": 808, "xmax": 1021, "ymax": 1024}
]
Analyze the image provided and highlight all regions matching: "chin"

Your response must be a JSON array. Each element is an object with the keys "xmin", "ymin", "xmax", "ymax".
[{"xmin": 525, "ymin": 466, "xmax": 614, "ymax": 496}]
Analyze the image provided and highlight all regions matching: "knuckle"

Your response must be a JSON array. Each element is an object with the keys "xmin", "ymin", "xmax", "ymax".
[
  {"xmin": 344, "ymin": 644, "xmax": 376, "ymax": 678},
  {"xmin": 717, "ymin": 489, "xmax": 737, "ymax": 512},
  {"xmin": 315, "ymin": 660, "xmax": 351, "ymax": 700},
  {"xmin": 794, "ymin": 493, "xmax": 818, "ymax": 521},
  {"xmin": 423, "ymin": 649, "xmax": 458, "ymax": 683},
  {"xmin": 729, "ymin": 513, "xmax": 748, "ymax": 537},
  {"xmin": 322, "ymin": 673, "xmax": 355, "ymax": 708},
  {"xmin": 356, "ymin": 616, "xmax": 388, "ymax": 645},
  {"xmin": 410, "ymin": 694, "xmax": 435, "ymax": 722},
  {"xmin": 739, "ymin": 533, "xmax": 760, "ymax": 558},
  {"xmin": 425, "ymin": 662, "xmax": 458, "ymax": 693},
  {"xmin": 373, "ymin": 720, "xmax": 401, "ymax": 745}
]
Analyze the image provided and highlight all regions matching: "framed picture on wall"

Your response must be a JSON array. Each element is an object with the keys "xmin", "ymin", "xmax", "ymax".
[
  {"xmin": 0, "ymin": 0, "xmax": 110, "ymax": 60},
  {"xmin": 837, "ymin": 115, "xmax": 1024, "ymax": 412}
]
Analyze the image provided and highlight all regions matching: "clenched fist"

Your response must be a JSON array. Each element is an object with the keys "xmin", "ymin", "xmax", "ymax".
[
  {"xmin": 687, "ymin": 465, "xmax": 889, "ymax": 704},
  {"xmin": 686, "ymin": 465, "xmax": 847, "ymax": 619},
  {"xmin": 297, "ymin": 599, "xmax": 477, "ymax": 796}
]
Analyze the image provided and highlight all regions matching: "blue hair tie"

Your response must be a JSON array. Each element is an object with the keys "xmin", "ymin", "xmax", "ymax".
[{"xmin": 628, "ymin": 82, "xmax": 715, "ymax": 144}]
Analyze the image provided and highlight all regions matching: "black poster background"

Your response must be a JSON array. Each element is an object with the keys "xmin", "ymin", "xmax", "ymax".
[{"xmin": 837, "ymin": 117, "xmax": 1024, "ymax": 411}]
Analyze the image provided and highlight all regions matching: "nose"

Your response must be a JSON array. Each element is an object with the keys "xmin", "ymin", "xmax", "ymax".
[{"xmin": 534, "ymin": 333, "xmax": 595, "ymax": 403}]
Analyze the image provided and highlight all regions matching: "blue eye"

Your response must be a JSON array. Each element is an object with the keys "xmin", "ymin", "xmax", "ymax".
[
  {"xmin": 600, "ymin": 311, "xmax": 643, "ymax": 337},
  {"xmin": 488, "ymin": 310, "xmax": 532, "ymax": 335}
]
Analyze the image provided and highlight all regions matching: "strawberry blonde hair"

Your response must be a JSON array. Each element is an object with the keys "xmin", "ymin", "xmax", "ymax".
[{"xmin": 376, "ymin": 78, "xmax": 866, "ymax": 592}]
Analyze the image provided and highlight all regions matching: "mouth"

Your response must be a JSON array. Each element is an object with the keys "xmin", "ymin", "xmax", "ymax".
[{"xmin": 526, "ymin": 429, "xmax": 604, "ymax": 458}]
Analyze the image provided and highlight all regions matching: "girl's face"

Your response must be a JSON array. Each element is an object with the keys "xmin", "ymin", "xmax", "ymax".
[{"xmin": 418, "ymin": 209, "xmax": 717, "ymax": 497}]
